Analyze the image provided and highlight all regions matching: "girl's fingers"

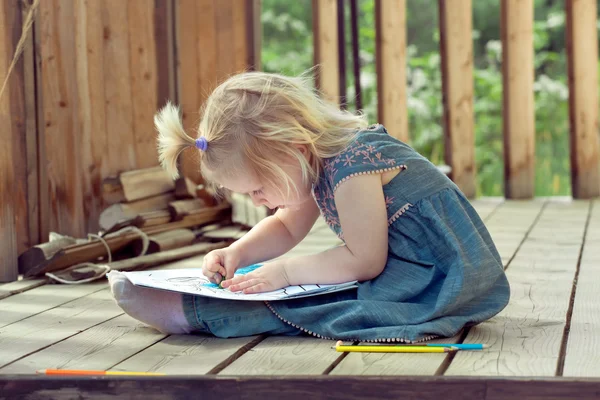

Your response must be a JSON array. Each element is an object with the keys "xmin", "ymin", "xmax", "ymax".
[{"xmin": 228, "ymin": 278, "xmax": 261, "ymax": 293}]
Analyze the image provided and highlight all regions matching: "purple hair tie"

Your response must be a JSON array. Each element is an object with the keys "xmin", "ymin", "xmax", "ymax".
[{"xmin": 195, "ymin": 137, "xmax": 208, "ymax": 151}]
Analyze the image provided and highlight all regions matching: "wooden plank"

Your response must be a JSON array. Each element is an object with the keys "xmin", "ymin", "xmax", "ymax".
[
  {"xmin": 5, "ymin": 376, "xmax": 600, "ymax": 400},
  {"xmin": 445, "ymin": 200, "xmax": 590, "ymax": 376},
  {"xmin": 565, "ymin": 0, "xmax": 600, "ymax": 199},
  {"xmin": 245, "ymin": 0, "xmax": 261, "ymax": 71},
  {"xmin": 0, "ymin": 278, "xmax": 47, "ymax": 301},
  {"xmin": 23, "ymin": 0, "xmax": 40, "ymax": 249},
  {"xmin": 174, "ymin": 0, "xmax": 201, "ymax": 182},
  {"xmin": 6, "ymin": 0, "xmax": 32, "ymax": 256},
  {"xmin": 219, "ymin": 337, "xmax": 341, "ymax": 375},
  {"xmin": 216, "ymin": 0, "xmax": 235, "ymax": 78},
  {"xmin": 469, "ymin": 197, "xmax": 503, "ymax": 221},
  {"xmin": 75, "ymin": 0, "xmax": 108, "ymax": 234},
  {"xmin": 197, "ymin": 0, "xmax": 218, "ymax": 111},
  {"xmin": 0, "ymin": 289, "xmax": 122, "ymax": 369},
  {"xmin": 438, "ymin": 0, "xmax": 476, "ymax": 198},
  {"xmin": 232, "ymin": 0, "xmax": 249, "ymax": 73},
  {"xmin": 39, "ymin": 0, "xmax": 86, "ymax": 238},
  {"xmin": 112, "ymin": 335, "xmax": 262, "ymax": 374},
  {"xmin": 0, "ymin": 314, "xmax": 164, "ymax": 374},
  {"xmin": 128, "ymin": 0, "xmax": 160, "ymax": 170},
  {"xmin": 0, "ymin": 282, "xmax": 106, "ymax": 329},
  {"xmin": 563, "ymin": 200, "xmax": 600, "ymax": 376},
  {"xmin": 501, "ymin": 0, "xmax": 535, "ymax": 199},
  {"xmin": 312, "ymin": 0, "xmax": 339, "ymax": 104},
  {"xmin": 0, "ymin": 0, "xmax": 20, "ymax": 282},
  {"xmin": 154, "ymin": 0, "xmax": 176, "ymax": 106},
  {"xmin": 375, "ymin": 0, "xmax": 408, "ymax": 143},
  {"xmin": 102, "ymin": 0, "xmax": 136, "ymax": 175}
]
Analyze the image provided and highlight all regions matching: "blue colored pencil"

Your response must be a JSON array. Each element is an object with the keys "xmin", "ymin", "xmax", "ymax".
[{"xmin": 424, "ymin": 344, "xmax": 488, "ymax": 350}]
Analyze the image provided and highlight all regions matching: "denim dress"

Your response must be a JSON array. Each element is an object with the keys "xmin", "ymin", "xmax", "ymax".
[{"xmin": 183, "ymin": 125, "xmax": 510, "ymax": 343}]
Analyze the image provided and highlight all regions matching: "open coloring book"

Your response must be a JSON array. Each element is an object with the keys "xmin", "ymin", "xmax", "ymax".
[{"xmin": 122, "ymin": 264, "xmax": 358, "ymax": 301}]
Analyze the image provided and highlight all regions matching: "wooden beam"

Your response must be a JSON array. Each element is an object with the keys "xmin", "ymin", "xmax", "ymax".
[
  {"xmin": 312, "ymin": 0, "xmax": 339, "ymax": 104},
  {"xmin": 0, "ymin": 0, "xmax": 20, "ymax": 282},
  {"xmin": 246, "ymin": 0, "xmax": 261, "ymax": 70},
  {"xmin": 375, "ymin": 0, "xmax": 408, "ymax": 142},
  {"xmin": 565, "ymin": 0, "xmax": 600, "ymax": 199},
  {"xmin": 501, "ymin": 0, "xmax": 535, "ymax": 199},
  {"xmin": 438, "ymin": 0, "xmax": 476, "ymax": 198},
  {"xmin": 3, "ymin": 376, "xmax": 600, "ymax": 400}
]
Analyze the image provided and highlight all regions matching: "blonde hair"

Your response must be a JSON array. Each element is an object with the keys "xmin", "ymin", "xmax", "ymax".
[{"xmin": 155, "ymin": 70, "xmax": 368, "ymax": 198}]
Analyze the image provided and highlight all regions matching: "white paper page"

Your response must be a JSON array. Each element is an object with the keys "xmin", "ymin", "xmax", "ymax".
[{"xmin": 122, "ymin": 265, "xmax": 357, "ymax": 302}]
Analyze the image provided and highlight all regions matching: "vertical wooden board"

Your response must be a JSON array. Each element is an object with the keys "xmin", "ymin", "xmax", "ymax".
[
  {"xmin": 438, "ymin": 0, "xmax": 476, "ymax": 198},
  {"xmin": 245, "ymin": 0, "xmax": 261, "ymax": 71},
  {"xmin": 563, "ymin": 200, "xmax": 600, "ymax": 376},
  {"xmin": 112, "ymin": 335, "xmax": 261, "ymax": 374},
  {"xmin": 39, "ymin": 0, "xmax": 86, "ymax": 238},
  {"xmin": 0, "ymin": 1, "xmax": 19, "ymax": 282},
  {"xmin": 174, "ymin": 0, "xmax": 200, "ymax": 182},
  {"xmin": 154, "ymin": 0, "xmax": 176, "ymax": 106},
  {"xmin": 197, "ymin": 0, "xmax": 218, "ymax": 109},
  {"xmin": 219, "ymin": 337, "xmax": 341, "ymax": 375},
  {"xmin": 75, "ymin": 0, "xmax": 108, "ymax": 234},
  {"xmin": 5, "ymin": 0, "xmax": 31, "ymax": 256},
  {"xmin": 215, "ymin": 0, "xmax": 236, "ymax": 79},
  {"xmin": 375, "ymin": 0, "xmax": 408, "ymax": 143},
  {"xmin": 102, "ymin": 0, "xmax": 136, "ymax": 175},
  {"xmin": 128, "ymin": 0, "xmax": 160, "ymax": 170},
  {"xmin": 312, "ymin": 0, "xmax": 339, "ymax": 104},
  {"xmin": 501, "ymin": 0, "xmax": 535, "ymax": 199},
  {"xmin": 0, "ymin": 314, "xmax": 165, "ymax": 374},
  {"xmin": 23, "ymin": 0, "xmax": 40, "ymax": 248},
  {"xmin": 444, "ymin": 200, "xmax": 590, "ymax": 376},
  {"xmin": 0, "ymin": 289, "xmax": 122, "ymax": 369},
  {"xmin": 232, "ymin": 0, "xmax": 249, "ymax": 73},
  {"xmin": 565, "ymin": 0, "xmax": 600, "ymax": 199}
]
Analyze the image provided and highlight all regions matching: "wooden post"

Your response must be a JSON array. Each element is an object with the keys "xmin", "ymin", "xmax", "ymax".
[
  {"xmin": 375, "ymin": 0, "xmax": 408, "ymax": 143},
  {"xmin": 438, "ymin": 0, "xmax": 476, "ymax": 198},
  {"xmin": 566, "ymin": 0, "xmax": 600, "ymax": 199},
  {"xmin": 312, "ymin": 0, "xmax": 339, "ymax": 104},
  {"xmin": 0, "ymin": 0, "xmax": 21, "ymax": 282},
  {"xmin": 501, "ymin": 0, "xmax": 535, "ymax": 199}
]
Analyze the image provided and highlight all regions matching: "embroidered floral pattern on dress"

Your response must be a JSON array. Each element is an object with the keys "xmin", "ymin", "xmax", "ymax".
[{"xmin": 312, "ymin": 136, "xmax": 409, "ymax": 240}]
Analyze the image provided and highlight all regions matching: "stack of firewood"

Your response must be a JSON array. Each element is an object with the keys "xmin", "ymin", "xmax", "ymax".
[{"xmin": 17, "ymin": 166, "xmax": 249, "ymax": 281}]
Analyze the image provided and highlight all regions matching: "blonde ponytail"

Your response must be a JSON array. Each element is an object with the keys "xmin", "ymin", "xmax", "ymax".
[{"xmin": 155, "ymin": 102, "xmax": 195, "ymax": 179}]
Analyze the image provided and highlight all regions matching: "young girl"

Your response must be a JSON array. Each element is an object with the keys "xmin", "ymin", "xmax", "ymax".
[{"xmin": 107, "ymin": 71, "xmax": 510, "ymax": 343}]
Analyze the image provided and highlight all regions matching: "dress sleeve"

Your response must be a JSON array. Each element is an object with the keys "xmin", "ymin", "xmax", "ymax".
[{"xmin": 323, "ymin": 125, "xmax": 408, "ymax": 193}]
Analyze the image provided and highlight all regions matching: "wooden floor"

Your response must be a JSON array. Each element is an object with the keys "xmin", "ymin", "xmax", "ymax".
[{"xmin": 1, "ymin": 198, "xmax": 600, "ymax": 399}]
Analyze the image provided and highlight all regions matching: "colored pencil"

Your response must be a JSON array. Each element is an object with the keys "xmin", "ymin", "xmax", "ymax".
[
  {"xmin": 37, "ymin": 369, "xmax": 165, "ymax": 376},
  {"xmin": 334, "ymin": 344, "xmax": 457, "ymax": 353}
]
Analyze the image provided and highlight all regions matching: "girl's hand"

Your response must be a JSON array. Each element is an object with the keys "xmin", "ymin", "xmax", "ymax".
[
  {"xmin": 221, "ymin": 261, "xmax": 290, "ymax": 294},
  {"xmin": 202, "ymin": 247, "xmax": 242, "ymax": 284}
]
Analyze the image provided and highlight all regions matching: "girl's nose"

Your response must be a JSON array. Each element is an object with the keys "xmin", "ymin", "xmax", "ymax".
[{"xmin": 250, "ymin": 195, "xmax": 266, "ymax": 208}]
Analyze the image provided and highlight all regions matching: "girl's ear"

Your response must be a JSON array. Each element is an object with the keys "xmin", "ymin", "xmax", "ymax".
[{"xmin": 294, "ymin": 144, "xmax": 309, "ymax": 158}]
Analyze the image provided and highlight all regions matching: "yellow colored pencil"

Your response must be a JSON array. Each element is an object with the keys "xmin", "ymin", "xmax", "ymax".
[
  {"xmin": 37, "ymin": 369, "xmax": 165, "ymax": 376},
  {"xmin": 334, "ymin": 342, "xmax": 457, "ymax": 353}
]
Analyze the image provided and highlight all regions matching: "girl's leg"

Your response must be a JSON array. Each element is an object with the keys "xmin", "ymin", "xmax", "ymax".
[
  {"xmin": 107, "ymin": 271, "xmax": 192, "ymax": 334},
  {"xmin": 107, "ymin": 270, "xmax": 302, "ymax": 338}
]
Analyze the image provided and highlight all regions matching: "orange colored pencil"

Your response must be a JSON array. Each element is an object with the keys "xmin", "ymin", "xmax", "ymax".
[{"xmin": 37, "ymin": 369, "xmax": 165, "ymax": 376}]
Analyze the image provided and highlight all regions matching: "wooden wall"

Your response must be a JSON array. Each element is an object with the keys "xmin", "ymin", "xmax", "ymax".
[{"xmin": 0, "ymin": 0, "xmax": 257, "ymax": 282}]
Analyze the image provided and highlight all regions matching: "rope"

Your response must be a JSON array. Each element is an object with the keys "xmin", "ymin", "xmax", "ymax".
[{"xmin": 46, "ymin": 226, "xmax": 151, "ymax": 284}]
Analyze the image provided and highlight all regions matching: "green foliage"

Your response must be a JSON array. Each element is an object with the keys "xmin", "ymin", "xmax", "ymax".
[{"xmin": 261, "ymin": 0, "xmax": 600, "ymax": 196}]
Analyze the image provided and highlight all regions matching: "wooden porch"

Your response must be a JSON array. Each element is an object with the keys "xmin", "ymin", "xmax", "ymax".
[{"xmin": 1, "ymin": 198, "xmax": 599, "ymax": 399}]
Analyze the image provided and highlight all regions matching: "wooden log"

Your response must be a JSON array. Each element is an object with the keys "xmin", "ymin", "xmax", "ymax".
[
  {"xmin": 375, "ymin": 0, "xmax": 408, "ymax": 143},
  {"xmin": 119, "ymin": 166, "xmax": 176, "ymax": 202},
  {"xmin": 98, "ymin": 193, "xmax": 176, "ymax": 231},
  {"xmin": 101, "ymin": 176, "xmax": 126, "ymax": 204},
  {"xmin": 131, "ymin": 229, "xmax": 197, "ymax": 255},
  {"xmin": 312, "ymin": 0, "xmax": 339, "ymax": 104},
  {"xmin": 565, "ymin": 0, "xmax": 600, "ymax": 199},
  {"xmin": 20, "ymin": 204, "xmax": 231, "ymax": 277},
  {"xmin": 501, "ymin": 0, "xmax": 535, "ymax": 199},
  {"xmin": 438, "ymin": 0, "xmax": 476, "ymax": 198},
  {"xmin": 169, "ymin": 199, "xmax": 207, "ymax": 221},
  {"xmin": 174, "ymin": 176, "xmax": 198, "ymax": 199},
  {"xmin": 101, "ymin": 210, "xmax": 173, "ymax": 236}
]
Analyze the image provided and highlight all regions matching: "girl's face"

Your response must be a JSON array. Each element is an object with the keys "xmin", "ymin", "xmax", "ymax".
[{"xmin": 213, "ymin": 147, "xmax": 313, "ymax": 210}]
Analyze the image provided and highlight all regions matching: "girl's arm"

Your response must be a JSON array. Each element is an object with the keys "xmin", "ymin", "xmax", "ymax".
[
  {"xmin": 282, "ymin": 173, "xmax": 388, "ymax": 285},
  {"xmin": 229, "ymin": 197, "xmax": 321, "ymax": 268}
]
